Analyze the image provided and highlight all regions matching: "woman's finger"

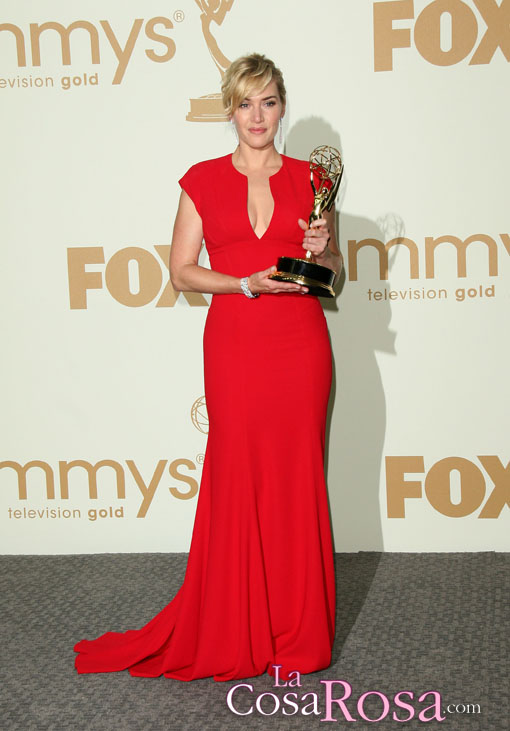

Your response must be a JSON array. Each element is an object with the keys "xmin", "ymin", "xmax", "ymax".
[{"xmin": 262, "ymin": 265, "xmax": 277, "ymax": 276}]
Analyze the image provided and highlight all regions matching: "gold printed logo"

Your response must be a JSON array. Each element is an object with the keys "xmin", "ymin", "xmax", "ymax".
[
  {"xmin": 373, "ymin": 0, "xmax": 510, "ymax": 71},
  {"xmin": 191, "ymin": 396, "xmax": 209, "ymax": 433},
  {"xmin": 347, "ymin": 232, "xmax": 509, "ymax": 280},
  {"xmin": 386, "ymin": 455, "xmax": 510, "ymax": 518},
  {"xmin": 348, "ymin": 231, "xmax": 510, "ymax": 303},
  {"xmin": 1, "ymin": 457, "xmax": 202, "ymax": 519},
  {"xmin": 0, "ymin": 16, "xmax": 177, "ymax": 86},
  {"xmin": 67, "ymin": 246, "xmax": 209, "ymax": 309},
  {"xmin": 187, "ymin": 0, "xmax": 235, "ymax": 121}
]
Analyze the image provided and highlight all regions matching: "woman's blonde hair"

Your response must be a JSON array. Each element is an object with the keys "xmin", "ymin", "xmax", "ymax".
[{"xmin": 221, "ymin": 53, "xmax": 286, "ymax": 117}]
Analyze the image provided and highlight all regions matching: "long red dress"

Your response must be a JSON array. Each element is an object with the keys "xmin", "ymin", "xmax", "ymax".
[{"xmin": 74, "ymin": 153, "xmax": 336, "ymax": 681}]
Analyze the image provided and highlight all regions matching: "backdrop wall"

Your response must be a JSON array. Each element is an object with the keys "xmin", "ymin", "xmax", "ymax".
[{"xmin": 1, "ymin": 0, "xmax": 509, "ymax": 554}]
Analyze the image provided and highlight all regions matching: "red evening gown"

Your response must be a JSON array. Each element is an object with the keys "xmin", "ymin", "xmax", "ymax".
[{"xmin": 74, "ymin": 153, "xmax": 336, "ymax": 681}]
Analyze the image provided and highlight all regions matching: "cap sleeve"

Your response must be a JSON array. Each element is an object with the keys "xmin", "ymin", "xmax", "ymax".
[{"xmin": 179, "ymin": 164, "xmax": 202, "ymax": 217}]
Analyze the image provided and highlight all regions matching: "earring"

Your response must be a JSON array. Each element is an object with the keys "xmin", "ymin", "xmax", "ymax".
[
  {"xmin": 279, "ymin": 118, "xmax": 283, "ymax": 146},
  {"xmin": 231, "ymin": 120, "xmax": 238, "ymax": 144}
]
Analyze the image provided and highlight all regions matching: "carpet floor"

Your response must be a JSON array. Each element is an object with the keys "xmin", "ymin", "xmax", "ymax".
[{"xmin": 0, "ymin": 552, "xmax": 507, "ymax": 730}]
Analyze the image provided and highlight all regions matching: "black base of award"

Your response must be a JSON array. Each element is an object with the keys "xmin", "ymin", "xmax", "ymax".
[{"xmin": 270, "ymin": 256, "xmax": 335, "ymax": 297}]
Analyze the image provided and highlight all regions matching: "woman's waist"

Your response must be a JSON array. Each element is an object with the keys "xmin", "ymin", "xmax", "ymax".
[
  {"xmin": 208, "ymin": 289, "xmax": 326, "ymax": 323},
  {"xmin": 208, "ymin": 240, "xmax": 307, "ymax": 277},
  {"xmin": 205, "ymin": 293, "xmax": 329, "ymax": 349}
]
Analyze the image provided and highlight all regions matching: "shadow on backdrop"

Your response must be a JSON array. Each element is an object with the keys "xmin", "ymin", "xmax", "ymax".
[{"xmin": 285, "ymin": 117, "xmax": 398, "ymax": 560}]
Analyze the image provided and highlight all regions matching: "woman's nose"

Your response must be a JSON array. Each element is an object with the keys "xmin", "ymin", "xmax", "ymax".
[{"xmin": 251, "ymin": 105, "xmax": 263, "ymax": 122}]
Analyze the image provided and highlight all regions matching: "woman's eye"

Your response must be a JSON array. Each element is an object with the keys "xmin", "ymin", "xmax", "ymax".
[
  {"xmin": 265, "ymin": 101, "xmax": 276, "ymax": 107},
  {"xmin": 239, "ymin": 102, "xmax": 249, "ymax": 108}
]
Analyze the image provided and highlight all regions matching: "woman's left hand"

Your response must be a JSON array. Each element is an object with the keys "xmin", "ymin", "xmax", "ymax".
[{"xmin": 298, "ymin": 218, "xmax": 330, "ymax": 259}]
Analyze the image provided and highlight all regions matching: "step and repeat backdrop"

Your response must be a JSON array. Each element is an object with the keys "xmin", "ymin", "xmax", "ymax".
[{"xmin": 1, "ymin": 0, "xmax": 509, "ymax": 553}]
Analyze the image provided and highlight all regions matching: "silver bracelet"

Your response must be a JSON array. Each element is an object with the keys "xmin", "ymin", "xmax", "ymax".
[{"xmin": 240, "ymin": 276, "xmax": 258, "ymax": 299}]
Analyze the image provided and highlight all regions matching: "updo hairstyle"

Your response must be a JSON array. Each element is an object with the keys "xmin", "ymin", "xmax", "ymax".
[{"xmin": 221, "ymin": 53, "xmax": 286, "ymax": 118}]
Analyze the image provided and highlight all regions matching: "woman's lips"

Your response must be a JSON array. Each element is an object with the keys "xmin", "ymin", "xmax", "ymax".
[{"xmin": 249, "ymin": 128, "xmax": 266, "ymax": 134}]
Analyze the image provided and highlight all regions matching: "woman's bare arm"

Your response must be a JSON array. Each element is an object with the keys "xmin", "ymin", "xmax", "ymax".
[
  {"xmin": 299, "ymin": 206, "xmax": 343, "ymax": 277},
  {"xmin": 170, "ymin": 191, "xmax": 242, "ymax": 293}
]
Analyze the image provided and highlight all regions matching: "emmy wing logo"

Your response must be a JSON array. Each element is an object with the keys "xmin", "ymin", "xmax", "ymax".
[
  {"xmin": 191, "ymin": 396, "xmax": 209, "ymax": 434},
  {"xmin": 187, "ymin": 0, "xmax": 235, "ymax": 122}
]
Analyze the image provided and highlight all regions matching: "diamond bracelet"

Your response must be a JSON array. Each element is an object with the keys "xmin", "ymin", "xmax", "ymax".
[{"xmin": 240, "ymin": 277, "xmax": 259, "ymax": 299}]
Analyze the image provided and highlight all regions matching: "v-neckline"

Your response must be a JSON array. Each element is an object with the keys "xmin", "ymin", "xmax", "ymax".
[{"xmin": 230, "ymin": 154, "xmax": 285, "ymax": 240}]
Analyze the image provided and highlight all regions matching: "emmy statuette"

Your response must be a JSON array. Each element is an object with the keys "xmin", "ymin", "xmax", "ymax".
[
  {"xmin": 270, "ymin": 146, "xmax": 344, "ymax": 297},
  {"xmin": 187, "ymin": 0, "xmax": 235, "ymax": 122}
]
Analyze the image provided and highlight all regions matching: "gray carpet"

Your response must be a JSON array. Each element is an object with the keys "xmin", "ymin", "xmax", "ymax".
[{"xmin": 0, "ymin": 552, "xmax": 507, "ymax": 730}]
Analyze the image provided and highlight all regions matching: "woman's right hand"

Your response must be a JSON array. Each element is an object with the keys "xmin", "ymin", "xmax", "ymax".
[{"xmin": 248, "ymin": 266, "xmax": 308, "ymax": 295}]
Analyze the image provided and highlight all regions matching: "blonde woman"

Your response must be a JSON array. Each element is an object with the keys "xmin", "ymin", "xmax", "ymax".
[{"xmin": 75, "ymin": 53, "xmax": 342, "ymax": 682}]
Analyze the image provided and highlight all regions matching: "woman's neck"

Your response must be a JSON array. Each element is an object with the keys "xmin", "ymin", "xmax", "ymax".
[{"xmin": 232, "ymin": 143, "xmax": 281, "ymax": 172}]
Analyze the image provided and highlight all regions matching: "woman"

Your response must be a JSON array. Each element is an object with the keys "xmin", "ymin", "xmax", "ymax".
[{"xmin": 74, "ymin": 53, "xmax": 342, "ymax": 681}]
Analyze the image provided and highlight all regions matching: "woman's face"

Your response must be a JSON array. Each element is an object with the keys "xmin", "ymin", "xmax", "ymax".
[{"xmin": 231, "ymin": 80, "xmax": 285, "ymax": 150}]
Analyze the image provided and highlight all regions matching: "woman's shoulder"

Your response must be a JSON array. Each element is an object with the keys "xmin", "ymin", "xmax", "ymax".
[{"xmin": 281, "ymin": 154, "xmax": 309, "ymax": 172}]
